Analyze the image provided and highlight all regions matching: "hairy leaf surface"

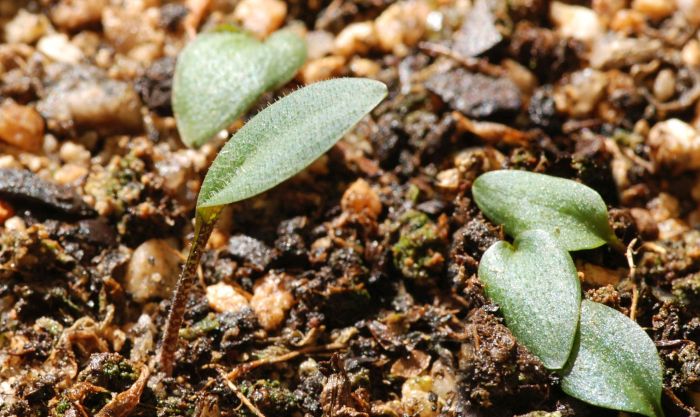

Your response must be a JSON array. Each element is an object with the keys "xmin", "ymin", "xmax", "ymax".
[
  {"xmin": 472, "ymin": 170, "xmax": 617, "ymax": 251},
  {"xmin": 173, "ymin": 29, "xmax": 306, "ymax": 147},
  {"xmin": 197, "ymin": 78, "xmax": 387, "ymax": 208},
  {"xmin": 478, "ymin": 229, "xmax": 580, "ymax": 369},
  {"xmin": 562, "ymin": 300, "xmax": 664, "ymax": 417}
]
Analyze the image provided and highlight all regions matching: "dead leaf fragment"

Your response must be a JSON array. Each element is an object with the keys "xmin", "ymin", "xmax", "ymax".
[{"xmin": 390, "ymin": 350, "xmax": 431, "ymax": 378}]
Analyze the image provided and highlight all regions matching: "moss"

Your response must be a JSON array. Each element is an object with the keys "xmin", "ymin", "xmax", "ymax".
[
  {"xmin": 54, "ymin": 400, "xmax": 70, "ymax": 416},
  {"xmin": 102, "ymin": 359, "xmax": 138, "ymax": 382},
  {"xmin": 391, "ymin": 210, "xmax": 447, "ymax": 285},
  {"xmin": 78, "ymin": 353, "xmax": 138, "ymax": 392},
  {"xmin": 672, "ymin": 273, "xmax": 700, "ymax": 307},
  {"xmin": 240, "ymin": 379, "xmax": 298, "ymax": 416},
  {"xmin": 179, "ymin": 313, "xmax": 220, "ymax": 340},
  {"xmin": 158, "ymin": 396, "xmax": 196, "ymax": 416},
  {"xmin": 406, "ymin": 184, "xmax": 421, "ymax": 203}
]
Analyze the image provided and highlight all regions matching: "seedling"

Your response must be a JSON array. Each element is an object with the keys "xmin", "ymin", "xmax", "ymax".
[
  {"xmin": 158, "ymin": 78, "xmax": 388, "ymax": 375},
  {"xmin": 474, "ymin": 170, "xmax": 664, "ymax": 417}
]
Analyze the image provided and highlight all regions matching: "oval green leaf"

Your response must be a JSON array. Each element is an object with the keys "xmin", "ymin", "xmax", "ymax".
[
  {"xmin": 173, "ymin": 29, "xmax": 307, "ymax": 148},
  {"xmin": 561, "ymin": 300, "xmax": 664, "ymax": 417},
  {"xmin": 472, "ymin": 170, "xmax": 617, "ymax": 251},
  {"xmin": 478, "ymin": 229, "xmax": 580, "ymax": 369},
  {"xmin": 197, "ymin": 78, "xmax": 388, "ymax": 209}
]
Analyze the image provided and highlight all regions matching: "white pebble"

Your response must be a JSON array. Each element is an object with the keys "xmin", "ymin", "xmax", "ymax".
[
  {"xmin": 550, "ymin": 2, "xmax": 603, "ymax": 42},
  {"xmin": 206, "ymin": 282, "xmax": 250, "ymax": 313},
  {"xmin": 375, "ymin": 0, "xmax": 431, "ymax": 56},
  {"xmin": 334, "ymin": 22, "xmax": 376, "ymax": 57},
  {"xmin": 233, "ymin": 0, "xmax": 287, "ymax": 39},
  {"xmin": 37, "ymin": 34, "xmax": 84, "ymax": 64},
  {"xmin": 250, "ymin": 273, "xmax": 294, "ymax": 331},
  {"xmin": 648, "ymin": 118, "xmax": 700, "ymax": 173}
]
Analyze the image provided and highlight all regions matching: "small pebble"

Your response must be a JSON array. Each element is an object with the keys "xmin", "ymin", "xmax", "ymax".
[
  {"xmin": 609, "ymin": 9, "xmax": 646, "ymax": 34},
  {"xmin": 4, "ymin": 10, "xmax": 51, "ymax": 44},
  {"xmin": 0, "ymin": 101, "xmax": 45, "ymax": 152},
  {"xmin": 334, "ymin": 22, "xmax": 376, "ymax": 57},
  {"xmin": 632, "ymin": 0, "xmax": 676, "ymax": 21},
  {"xmin": 436, "ymin": 168, "xmax": 460, "ymax": 190},
  {"xmin": 125, "ymin": 239, "xmax": 181, "ymax": 302},
  {"xmin": 501, "ymin": 59, "xmax": 537, "ymax": 95},
  {"xmin": 54, "ymin": 164, "xmax": 88, "ymax": 185},
  {"xmin": 341, "ymin": 179, "xmax": 382, "ymax": 218},
  {"xmin": 592, "ymin": 0, "xmax": 627, "ymax": 23},
  {"xmin": 0, "ymin": 156, "xmax": 21, "ymax": 170},
  {"xmin": 37, "ymin": 34, "xmax": 84, "ymax": 64},
  {"xmin": 50, "ymin": 0, "xmax": 106, "ymax": 31},
  {"xmin": 102, "ymin": 5, "xmax": 164, "ymax": 64},
  {"xmin": 4, "ymin": 216, "xmax": 26, "ymax": 233},
  {"xmin": 59, "ymin": 142, "xmax": 91, "ymax": 165},
  {"xmin": 349, "ymin": 57, "xmax": 381, "ymax": 77},
  {"xmin": 233, "ymin": 0, "xmax": 287, "ymax": 39},
  {"xmin": 648, "ymin": 118, "xmax": 700, "ymax": 173},
  {"xmin": 682, "ymin": 39, "xmax": 700, "ymax": 67},
  {"xmin": 657, "ymin": 218, "xmax": 689, "ymax": 240},
  {"xmin": 550, "ymin": 2, "xmax": 603, "ymax": 42},
  {"xmin": 0, "ymin": 201, "xmax": 14, "ymax": 225},
  {"xmin": 647, "ymin": 192, "xmax": 681, "ymax": 222},
  {"xmin": 250, "ymin": 273, "xmax": 294, "ymax": 331},
  {"xmin": 653, "ymin": 68, "xmax": 676, "ymax": 102},
  {"xmin": 375, "ymin": 0, "xmax": 431, "ymax": 56},
  {"xmin": 401, "ymin": 376, "xmax": 444, "ymax": 417},
  {"xmin": 299, "ymin": 56, "xmax": 345, "ymax": 84},
  {"xmin": 206, "ymin": 282, "xmax": 250, "ymax": 314},
  {"xmin": 677, "ymin": 0, "xmax": 700, "ymax": 24},
  {"xmin": 306, "ymin": 30, "xmax": 335, "ymax": 60},
  {"xmin": 554, "ymin": 69, "xmax": 608, "ymax": 117},
  {"xmin": 630, "ymin": 208, "xmax": 659, "ymax": 240}
]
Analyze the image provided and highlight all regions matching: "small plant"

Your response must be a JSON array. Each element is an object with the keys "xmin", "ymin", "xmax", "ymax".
[
  {"xmin": 173, "ymin": 28, "xmax": 307, "ymax": 147},
  {"xmin": 158, "ymin": 78, "xmax": 387, "ymax": 374},
  {"xmin": 474, "ymin": 170, "xmax": 664, "ymax": 417}
]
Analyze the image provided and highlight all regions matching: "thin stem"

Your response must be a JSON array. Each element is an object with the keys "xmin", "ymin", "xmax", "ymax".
[
  {"xmin": 158, "ymin": 206, "xmax": 222, "ymax": 375},
  {"xmin": 608, "ymin": 233, "xmax": 627, "ymax": 254}
]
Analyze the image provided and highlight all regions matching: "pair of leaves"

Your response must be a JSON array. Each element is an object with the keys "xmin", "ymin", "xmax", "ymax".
[
  {"xmin": 197, "ymin": 78, "xmax": 388, "ymax": 210},
  {"xmin": 173, "ymin": 29, "xmax": 307, "ymax": 148},
  {"xmin": 475, "ymin": 170, "xmax": 664, "ymax": 416},
  {"xmin": 481, "ymin": 242, "xmax": 664, "ymax": 416}
]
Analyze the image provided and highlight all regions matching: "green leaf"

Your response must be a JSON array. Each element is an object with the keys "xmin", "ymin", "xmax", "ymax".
[
  {"xmin": 478, "ymin": 229, "xmax": 580, "ymax": 369},
  {"xmin": 197, "ymin": 78, "xmax": 387, "ymax": 209},
  {"xmin": 265, "ymin": 30, "xmax": 308, "ymax": 89},
  {"xmin": 173, "ymin": 29, "xmax": 307, "ymax": 148},
  {"xmin": 561, "ymin": 300, "xmax": 664, "ymax": 417},
  {"xmin": 472, "ymin": 170, "xmax": 617, "ymax": 251}
]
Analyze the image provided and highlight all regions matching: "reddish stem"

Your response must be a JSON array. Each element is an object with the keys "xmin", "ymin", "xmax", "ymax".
[{"xmin": 157, "ymin": 206, "xmax": 221, "ymax": 375}]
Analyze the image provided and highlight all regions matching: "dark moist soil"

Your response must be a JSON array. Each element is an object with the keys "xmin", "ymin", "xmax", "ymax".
[{"xmin": 1, "ymin": 1, "xmax": 700, "ymax": 417}]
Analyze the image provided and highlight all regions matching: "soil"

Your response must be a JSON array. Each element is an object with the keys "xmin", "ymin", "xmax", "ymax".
[{"xmin": 1, "ymin": 1, "xmax": 700, "ymax": 417}]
